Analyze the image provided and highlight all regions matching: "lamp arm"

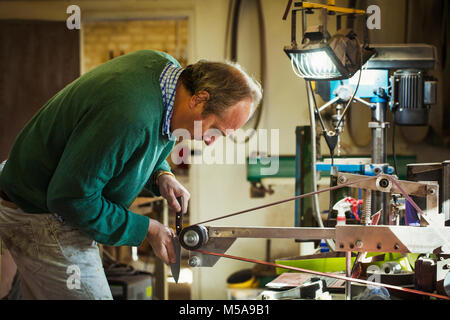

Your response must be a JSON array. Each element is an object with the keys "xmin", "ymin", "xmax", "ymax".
[{"xmin": 318, "ymin": 96, "xmax": 340, "ymax": 112}]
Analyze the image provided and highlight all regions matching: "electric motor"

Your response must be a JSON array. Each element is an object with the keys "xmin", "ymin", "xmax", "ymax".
[{"xmin": 390, "ymin": 69, "xmax": 437, "ymax": 126}]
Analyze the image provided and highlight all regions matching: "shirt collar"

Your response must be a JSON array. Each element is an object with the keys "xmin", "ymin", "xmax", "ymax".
[{"xmin": 159, "ymin": 63, "xmax": 184, "ymax": 141}]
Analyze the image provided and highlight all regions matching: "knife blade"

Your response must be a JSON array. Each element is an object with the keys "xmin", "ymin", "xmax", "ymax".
[
  {"xmin": 170, "ymin": 196, "xmax": 184, "ymax": 283},
  {"xmin": 171, "ymin": 236, "xmax": 181, "ymax": 283}
]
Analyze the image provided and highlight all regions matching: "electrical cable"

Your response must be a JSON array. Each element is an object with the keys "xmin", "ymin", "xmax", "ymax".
[
  {"xmin": 226, "ymin": 0, "xmax": 266, "ymax": 144},
  {"xmin": 335, "ymin": 36, "xmax": 364, "ymax": 130}
]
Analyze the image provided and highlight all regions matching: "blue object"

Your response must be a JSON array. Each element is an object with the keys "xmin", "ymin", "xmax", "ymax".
[
  {"xmin": 355, "ymin": 286, "xmax": 391, "ymax": 300},
  {"xmin": 369, "ymin": 95, "xmax": 388, "ymax": 103},
  {"xmin": 319, "ymin": 240, "xmax": 330, "ymax": 253},
  {"xmin": 328, "ymin": 69, "xmax": 389, "ymax": 100},
  {"xmin": 405, "ymin": 200, "xmax": 421, "ymax": 226},
  {"xmin": 315, "ymin": 163, "xmax": 394, "ymax": 175}
]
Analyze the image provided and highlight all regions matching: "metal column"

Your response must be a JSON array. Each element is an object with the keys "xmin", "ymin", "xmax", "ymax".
[
  {"xmin": 369, "ymin": 96, "xmax": 390, "ymax": 224},
  {"xmin": 295, "ymin": 126, "xmax": 314, "ymax": 228}
]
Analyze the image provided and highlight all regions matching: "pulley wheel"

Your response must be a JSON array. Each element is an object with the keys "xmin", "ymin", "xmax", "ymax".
[{"xmin": 179, "ymin": 225, "xmax": 209, "ymax": 250}]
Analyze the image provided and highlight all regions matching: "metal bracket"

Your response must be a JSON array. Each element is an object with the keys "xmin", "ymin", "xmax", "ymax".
[
  {"xmin": 335, "ymin": 225, "xmax": 450, "ymax": 254},
  {"xmin": 337, "ymin": 173, "xmax": 429, "ymax": 196},
  {"xmin": 188, "ymin": 237, "xmax": 236, "ymax": 267},
  {"xmin": 207, "ymin": 226, "xmax": 335, "ymax": 240},
  {"xmin": 337, "ymin": 172, "xmax": 442, "ymax": 227}
]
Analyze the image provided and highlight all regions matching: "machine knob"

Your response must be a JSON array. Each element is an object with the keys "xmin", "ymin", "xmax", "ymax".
[{"xmin": 188, "ymin": 256, "xmax": 201, "ymax": 267}]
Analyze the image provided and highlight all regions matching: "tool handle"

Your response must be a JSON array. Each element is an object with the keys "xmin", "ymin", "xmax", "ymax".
[{"xmin": 175, "ymin": 196, "xmax": 183, "ymax": 236}]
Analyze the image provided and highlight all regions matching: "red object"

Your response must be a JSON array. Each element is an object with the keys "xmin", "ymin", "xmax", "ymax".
[{"xmin": 344, "ymin": 197, "xmax": 363, "ymax": 221}]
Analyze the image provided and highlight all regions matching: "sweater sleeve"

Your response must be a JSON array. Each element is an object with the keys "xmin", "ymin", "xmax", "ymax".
[
  {"xmin": 46, "ymin": 112, "xmax": 150, "ymax": 247},
  {"xmin": 144, "ymin": 141, "xmax": 175, "ymax": 196}
]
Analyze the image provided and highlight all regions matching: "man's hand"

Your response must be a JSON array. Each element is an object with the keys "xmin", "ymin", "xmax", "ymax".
[
  {"xmin": 146, "ymin": 218, "xmax": 176, "ymax": 265},
  {"xmin": 158, "ymin": 174, "xmax": 190, "ymax": 214}
]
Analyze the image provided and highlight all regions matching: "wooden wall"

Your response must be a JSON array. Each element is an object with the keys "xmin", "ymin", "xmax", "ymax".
[{"xmin": 0, "ymin": 20, "xmax": 80, "ymax": 161}]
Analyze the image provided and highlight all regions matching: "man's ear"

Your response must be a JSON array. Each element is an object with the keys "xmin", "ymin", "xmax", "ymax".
[
  {"xmin": 189, "ymin": 90, "xmax": 210, "ymax": 109},
  {"xmin": 196, "ymin": 90, "xmax": 210, "ymax": 102}
]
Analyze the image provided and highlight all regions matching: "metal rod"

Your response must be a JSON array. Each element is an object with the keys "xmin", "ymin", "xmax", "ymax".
[
  {"xmin": 371, "ymin": 101, "xmax": 389, "ymax": 224},
  {"xmin": 352, "ymin": 96, "xmax": 374, "ymax": 109},
  {"xmin": 302, "ymin": 8, "xmax": 306, "ymax": 42},
  {"xmin": 292, "ymin": 8, "xmax": 297, "ymax": 45},
  {"xmin": 318, "ymin": 96, "xmax": 340, "ymax": 112},
  {"xmin": 345, "ymin": 251, "xmax": 352, "ymax": 300}
]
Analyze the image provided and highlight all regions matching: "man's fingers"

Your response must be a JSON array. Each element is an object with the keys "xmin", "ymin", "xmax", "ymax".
[
  {"xmin": 176, "ymin": 192, "xmax": 190, "ymax": 214},
  {"xmin": 158, "ymin": 174, "xmax": 190, "ymax": 214},
  {"xmin": 166, "ymin": 237, "xmax": 176, "ymax": 264},
  {"xmin": 170, "ymin": 189, "xmax": 182, "ymax": 212},
  {"xmin": 168, "ymin": 189, "xmax": 181, "ymax": 213},
  {"xmin": 147, "ymin": 222, "xmax": 177, "ymax": 265},
  {"xmin": 161, "ymin": 246, "xmax": 170, "ymax": 266},
  {"xmin": 181, "ymin": 194, "xmax": 190, "ymax": 214}
]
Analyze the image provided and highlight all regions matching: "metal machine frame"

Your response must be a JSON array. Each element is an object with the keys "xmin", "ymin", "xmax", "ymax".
[
  {"xmin": 181, "ymin": 173, "xmax": 450, "ymax": 298},
  {"xmin": 184, "ymin": 173, "xmax": 447, "ymax": 265}
]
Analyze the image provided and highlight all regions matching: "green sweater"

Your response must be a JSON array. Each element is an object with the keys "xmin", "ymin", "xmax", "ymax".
[{"xmin": 0, "ymin": 50, "xmax": 178, "ymax": 246}]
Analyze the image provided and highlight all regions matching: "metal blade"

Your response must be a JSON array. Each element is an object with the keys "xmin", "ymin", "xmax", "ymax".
[
  {"xmin": 171, "ymin": 196, "xmax": 184, "ymax": 284},
  {"xmin": 171, "ymin": 236, "xmax": 181, "ymax": 283}
]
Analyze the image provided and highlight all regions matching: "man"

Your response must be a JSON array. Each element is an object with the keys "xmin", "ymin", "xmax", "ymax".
[{"xmin": 0, "ymin": 50, "xmax": 262, "ymax": 299}]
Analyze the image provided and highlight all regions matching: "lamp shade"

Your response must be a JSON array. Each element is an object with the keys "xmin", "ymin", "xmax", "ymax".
[
  {"xmin": 285, "ymin": 32, "xmax": 375, "ymax": 81},
  {"xmin": 288, "ymin": 46, "xmax": 343, "ymax": 80}
]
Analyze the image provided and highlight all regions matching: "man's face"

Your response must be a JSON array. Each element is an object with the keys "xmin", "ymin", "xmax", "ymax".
[
  {"xmin": 196, "ymin": 98, "xmax": 252, "ymax": 146},
  {"xmin": 172, "ymin": 85, "xmax": 253, "ymax": 144}
]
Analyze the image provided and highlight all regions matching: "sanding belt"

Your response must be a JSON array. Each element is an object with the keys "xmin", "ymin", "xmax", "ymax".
[{"xmin": 186, "ymin": 175, "xmax": 450, "ymax": 300}]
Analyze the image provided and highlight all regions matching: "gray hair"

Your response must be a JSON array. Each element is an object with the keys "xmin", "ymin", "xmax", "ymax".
[{"xmin": 179, "ymin": 60, "xmax": 262, "ymax": 119}]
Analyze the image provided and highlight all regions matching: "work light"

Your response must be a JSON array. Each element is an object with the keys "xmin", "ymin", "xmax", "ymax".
[{"xmin": 285, "ymin": 29, "xmax": 375, "ymax": 81}]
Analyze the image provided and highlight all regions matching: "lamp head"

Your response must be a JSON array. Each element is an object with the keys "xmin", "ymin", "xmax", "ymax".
[{"xmin": 285, "ymin": 28, "xmax": 375, "ymax": 80}]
